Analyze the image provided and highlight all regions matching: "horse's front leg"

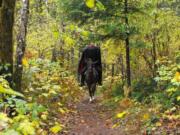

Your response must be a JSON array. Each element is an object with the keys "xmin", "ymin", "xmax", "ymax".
[
  {"xmin": 88, "ymin": 86, "xmax": 93, "ymax": 102},
  {"xmin": 91, "ymin": 84, "xmax": 96, "ymax": 101}
]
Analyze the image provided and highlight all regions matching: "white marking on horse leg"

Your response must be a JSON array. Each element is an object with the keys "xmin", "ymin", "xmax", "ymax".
[{"xmin": 89, "ymin": 97, "xmax": 92, "ymax": 102}]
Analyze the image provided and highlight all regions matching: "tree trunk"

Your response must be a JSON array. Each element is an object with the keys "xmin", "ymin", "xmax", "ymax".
[
  {"xmin": 119, "ymin": 54, "xmax": 125, "ymax": 82},
  {"xmin": 67, "ymin": 51, "xmax": 70, "ymax": 65},
  {"xmin": 0, "ymin": 0, "xmax": 16, "ymax": 85},
  {"xmin": 151, "ymin": 13, "xmax": 158, "ymax": 77},
  {"xmin": 51, "ymin": 47, "xmax": 57, "ymax": 62},
  {"xmin": 14, "ymin": 0, "xmax": 29, "ymax": 91},
  {"xmin": 59, "ymin": 22, "xmax": 66, "ymax": 67},
  {"xmin": 111, "ymin": 64, "xmax": 115, "ymax": 77},
  {"xmin": 124, "ymin": 0, "xmax": 131, "ymax": 97},
  {"xmin": 124, "ymin": 0, "xmax": 131, "ymax": 87},
  {"xmin": 103, "ymin": 63, "xmax": 107, "ymax": 76},
  {"xmin": 152, "ymin": 36, "xmax": 157, "ymax": 77},
  {"xmin": 71, "ymin": 47, "xmax": 75, "ymax": 66}
]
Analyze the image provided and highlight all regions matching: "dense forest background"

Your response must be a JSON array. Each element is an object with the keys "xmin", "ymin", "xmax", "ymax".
[{"xmin": 0, "ymin": 0, "xmax": 179, "ymax": 134}]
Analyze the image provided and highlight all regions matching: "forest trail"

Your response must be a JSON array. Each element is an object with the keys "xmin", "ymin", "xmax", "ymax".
[{"xmin": 65, "ymin": 93, "xmax": 123, "ymax": 135}]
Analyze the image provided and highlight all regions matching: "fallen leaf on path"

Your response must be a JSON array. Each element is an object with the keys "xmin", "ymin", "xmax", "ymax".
[
  {"xmin": 50, "ymin": 123, "xmax": 63, "ymax": 134},
  {"xmin": 112, "ymin": 123, "xmax": 119, "ymax": 129},
  {"xmin": 116, "ymin": 111, "xmax": 127, "ymax": 119}
]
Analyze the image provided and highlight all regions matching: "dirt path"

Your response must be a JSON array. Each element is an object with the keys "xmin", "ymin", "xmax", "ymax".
[{"xmin": 65, "ymin": 95, "xmax": 123, "ymax": 135}]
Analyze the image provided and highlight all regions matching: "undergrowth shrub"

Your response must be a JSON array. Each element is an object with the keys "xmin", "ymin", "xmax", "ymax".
[
  {"xmin": 0, "ymin": 76, "xmax": 46, "ymax": 135},
  {"xmin": 22, "ymin": 59, "xmax": 82, "ymax": 133},
  {"xmin": 23, "ymin": 58, "xmax": 82, "ymax": 102},
  {"xmin": 155, "ymin": 58, "xmax": 180, "ymax": 106},
  {"xmin": 100, "ymin": 75, "xmax": 123, "ymax": 98},
  {"xmin": 0, "ymin": 58, "xmax": 82, "ymax": 134},
  {"xmin": 131, "ymin": 78, "xmax": 157, "ymax": 102}
]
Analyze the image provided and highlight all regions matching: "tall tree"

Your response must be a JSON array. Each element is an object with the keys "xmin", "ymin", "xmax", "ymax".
[
  {"xmin": 14, "ymin": 0, "xmax": 29, "ymax": 91},
  {"xmin": 0, "ymin": 0, "xmax": 16, "ymax": 84},
  {"xmin": 124, "ymin": 0, "xmax": 131, "ymax": 88}
]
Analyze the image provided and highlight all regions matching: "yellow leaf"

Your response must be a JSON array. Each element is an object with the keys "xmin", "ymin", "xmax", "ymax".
[
  {"xmin": 22, "ymin": 58, "xmax": 28, "ymax": 67},
  {"xmin": 59, "ymin": 108, "xmax": 66, "ymax": 114},
  {"xmin": 143, "ymin": 113, "xmax": 150, "ymax": 120},
  {"xmin": 174, "ymin": 72, "xmax": 180, "ymax": 82},
  {"xmin": 64, "ymin": 36, "xmax": 74, "ymax": 46},
  {"xmin": 85, "ymin": 0, "xmax": 95, "ymax": 8},
  {"xmin": 116, "ymin": 111, "xmax": 126, "ymax": 119},
  {"xmin": 177, "ymin": 96, "xmax": 180, "ymax": 101},
  {"xmin": 42, "ymin": 93, "xmax": 49, "ymax": 97},
  {"xmin": 58, "ymin": 102, "xmax": 63, "ymax": 106},
  {"xmin": 0, "ymin": 84, "xmax": 24, "ymax": 97},
  {"xmin": 17, "ymin": 120, "xmax": 35, "ymax": 135},
  {"xmin": 112, "ymin": 123, "xmax": 119, "ymax": 129},
  {"xmin": 50, "ymin": 124, "xmax": 63, "ymax": 134},
  {"xmin": 41, "ymin": 114, "xmax": 48, "ymax": 120},
  {"xmin": 49, "ymin": 90, "xmax": 57, "ymax": 95},
  {"xmin": 155, "ymin": 122, "xmax": 162, "ymax": 127},
  {"xmin": 81, "ymin": 31, "xmax": 89, "ymax": 37},
  {"xmin": 32, "ymin": 120, "xmax": 40, "ymax": 128}
]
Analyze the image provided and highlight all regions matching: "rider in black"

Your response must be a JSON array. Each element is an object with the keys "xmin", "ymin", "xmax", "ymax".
[{"xmin": 78, "ymin": 44, "xmax": 102, "ymax": 86}]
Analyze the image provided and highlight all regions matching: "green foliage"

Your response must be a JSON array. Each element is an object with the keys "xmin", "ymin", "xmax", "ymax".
[
  {"xmin": 111, "ymin": 82, "xmax": 124, "ymax": 98},
  {"xmin": 155, "ymin": 59, "xmax": 180, "ymax": 105},
  {"xmin": 0, "ymin": 85, "xmax": 24, "ymax": 98},
  {"xmin": 0, "ymin": 78, "xmax": 46, "ymax": 134},
  {"xmin": 0, "ymin": 64, "xmax": 12, "ymax": 79},
  {"xmin": 131, "ymin": 78, "xmax": 156, "ymax": 102},
  {"xmin": 58, "ymin": 0, "xmax": 89, "ymax": 23},
  {"xmin": 27, "ymin": 20, "xmax": 58, "ymax": 59},
  {"xmin": 0, "ymin": 76, "xmax": 23, "ymax": 97},
  {"xmin": 99, "ymin": 75, "xmax": 124, "ymax": 108}
]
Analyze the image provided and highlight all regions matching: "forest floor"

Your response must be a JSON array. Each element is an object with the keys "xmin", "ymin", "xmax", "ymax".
[
  {"xmin": 58, "ymin": 88, "xmax": 180, "ymax": 135},
  {"xmin": 61, "ymin": 91, "xmax": 124, "ymax": 135}
]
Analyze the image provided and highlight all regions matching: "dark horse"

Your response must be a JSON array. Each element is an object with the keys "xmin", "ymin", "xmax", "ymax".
[{"xmin": 85, "ymin": 58, "xmax": 98, "ymax": 102}]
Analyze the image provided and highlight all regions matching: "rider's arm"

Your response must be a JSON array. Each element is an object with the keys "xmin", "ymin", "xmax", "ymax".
[{"xmin": 97, "ymin": 47, "xmax": 102, "ymax": 69}]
